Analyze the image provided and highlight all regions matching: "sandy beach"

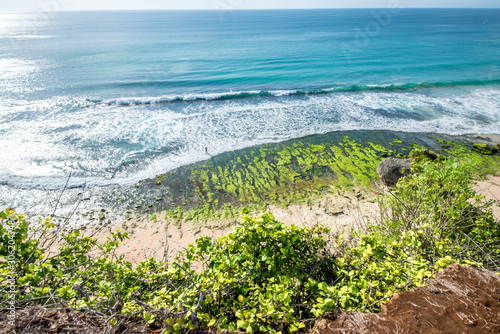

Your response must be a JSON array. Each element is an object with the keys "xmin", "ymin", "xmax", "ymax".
[
  {"xmin": 86, "ymin": 172, "xmax": 500, "ymax": 264},
  {"xmin": 84, "ymin": 187, "xmax": 380, "ymax": 263}
]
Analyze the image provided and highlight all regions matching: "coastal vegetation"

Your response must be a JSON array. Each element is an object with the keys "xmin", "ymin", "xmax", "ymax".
[{"xmin": 1, "ymin": 143, "xmax": 499, "ymax": 333}]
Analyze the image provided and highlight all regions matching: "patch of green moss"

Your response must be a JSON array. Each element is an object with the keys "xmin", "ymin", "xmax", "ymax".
[
  {"xmin": 187, "ymin": 136, "xmax": 389, "ymax": 210},
  {"xmin": 155, "ymin": 172, "xmax": 169, "ymax": 186},
  {"xmin": 147, "ymin": 133, "xmax": 500, "ymax": 228},
  {"xmin": 433, "ymin": 138, "xmax": 500, "ymax": 175},
  {"xmin": 472, "ymin": 143, "xmax": 493, "ymax": 155}
]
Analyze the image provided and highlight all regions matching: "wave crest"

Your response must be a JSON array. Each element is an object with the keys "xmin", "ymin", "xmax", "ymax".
[{"xmin": 93, "ymin": 79, "xmax": 500, "ymax": 106}]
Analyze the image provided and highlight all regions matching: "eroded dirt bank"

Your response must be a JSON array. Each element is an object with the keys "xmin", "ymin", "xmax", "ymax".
[{"xmin": 314, "ymin": 264, "xmax": 500, "ymax": 334}]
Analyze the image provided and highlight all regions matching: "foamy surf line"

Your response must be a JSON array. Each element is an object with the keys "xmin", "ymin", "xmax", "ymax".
[
  {"xmin": 90, "ymin": 79, "xmax": 500, "ymax": 106},
  {"xmin": 1, "ymin": 84, "xmax": 500, "ymax": 190},
  {"xmin": 1, "ymin": 122, "xmax": 499, "ymax": 190}
]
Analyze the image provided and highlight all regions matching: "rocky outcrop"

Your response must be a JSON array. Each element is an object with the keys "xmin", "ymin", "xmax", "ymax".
[
  {"xmin": 314, "ymin": 264, "xmax": 500, "ymax": 334},
  {"xmin": 472, "ymin": 143, "xmax": 493, "ymax": 155},
  {"xmin": 376, "ymin": 158, "xmax": 412, "ymax": 187},
  {"xmin": 416, "ymin": 148, "xmax": 443, "ymax": 161}
]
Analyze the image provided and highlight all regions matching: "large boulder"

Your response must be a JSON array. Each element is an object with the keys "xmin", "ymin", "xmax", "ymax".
[{"xmin": 376, "ymin": 158, "xmax": 412, "ymax": 187}]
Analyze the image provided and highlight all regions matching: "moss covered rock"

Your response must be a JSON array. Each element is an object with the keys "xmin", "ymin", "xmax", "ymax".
[
  {"xmin": 410, "ymin": 149, "xmax": 445, "ymax": 164},
  {"xmin": 472, "ymin": 143, "xmax": 493, "ymax": 155}
]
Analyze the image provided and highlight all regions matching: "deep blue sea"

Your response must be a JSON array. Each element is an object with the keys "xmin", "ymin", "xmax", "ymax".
[{"xmin": 1, "ymin": 9, "xmax": 500, "ymax": 189}]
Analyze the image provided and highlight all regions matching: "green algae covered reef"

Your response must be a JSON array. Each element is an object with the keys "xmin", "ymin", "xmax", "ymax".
[{"xmin": 115, "ymin": 131, "xmax": 500, "ymax": 222}]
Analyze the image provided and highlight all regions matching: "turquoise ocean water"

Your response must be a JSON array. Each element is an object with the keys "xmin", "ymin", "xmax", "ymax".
[{"xmin": 1, "ymin": 9, "xmax": 500, "ymax": 189}]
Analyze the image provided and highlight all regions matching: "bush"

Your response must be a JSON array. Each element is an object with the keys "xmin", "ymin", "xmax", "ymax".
[
  {"xmin": 327, "ymin": 228, "xmax": 463, "ymax": 313},
  {"xmin": 317, "ymin": 156, "xmax": 499, "ymax": 316},
  {"xmin": 1, "ymin": 210, "xmax": 338, "ymax": 333},
  {"xmin": 377, "ymin": 157, "xmax": 500, "ymax": 271},
  {"xmin": 174, "ymin": 211, "xmax": 337, "ymax": 333}
]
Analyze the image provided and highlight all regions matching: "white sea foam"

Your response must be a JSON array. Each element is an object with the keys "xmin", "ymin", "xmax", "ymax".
[
  {"xmin": 1, "ymin": 86, "xmax": 499, "ymax": 189},
  {"xmin": 101, "ymin": 89, "xmax": 300, "ymax": 105}
]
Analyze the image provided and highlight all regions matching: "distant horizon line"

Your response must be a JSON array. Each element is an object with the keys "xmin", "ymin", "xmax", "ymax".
[{"xmin": 2, "ymin": 7, "xmax": 500, "ymax": 14}]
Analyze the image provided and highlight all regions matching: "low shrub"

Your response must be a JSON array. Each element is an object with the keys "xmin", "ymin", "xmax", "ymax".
[{"xmin": 377, "ymin": 157, "xmax": 500, "ymax": 271}]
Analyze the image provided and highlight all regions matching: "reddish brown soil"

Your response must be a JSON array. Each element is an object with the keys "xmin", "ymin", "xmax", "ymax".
[{"xmin": 314, "ymin": 264, "xmax": 500, "ymax": 334}]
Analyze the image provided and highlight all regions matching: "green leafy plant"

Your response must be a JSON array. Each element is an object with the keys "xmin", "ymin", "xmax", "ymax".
[{"xmin": 377, "ymin": 156, "xmax": 500, "ymax": 271}]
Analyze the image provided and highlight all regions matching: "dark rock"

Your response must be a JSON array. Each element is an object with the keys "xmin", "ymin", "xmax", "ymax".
[
  {"xmin": 472, "ymin": 143, "xmax": 493, "ymax": 155},
  {"xmin": 377, "ymin": 158, "xmax": 412, "ymax": 187},
  {"xmin": 418, "ymin": 149, "xmax": 441, "ymax": 161},
  {"xmin": 325, "ymin": 208, "xmax": 344, "ymax": 216},
  {"xmin": 492, "ymin": 144, "xmax": 500, "ymax": 154},
  {"xmin": 409, "ymin": 149, "xmax": 445, "ymax": 168}
]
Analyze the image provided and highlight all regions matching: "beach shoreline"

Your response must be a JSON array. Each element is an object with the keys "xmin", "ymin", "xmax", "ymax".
[
  {"xmin": 2, "ymin": 130, "xmax": 499, "ymax": 223},
  {"xmin": 24, "ymin": 129, "xmax": 499, "ymax": 263}
]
